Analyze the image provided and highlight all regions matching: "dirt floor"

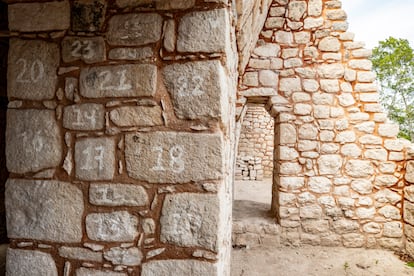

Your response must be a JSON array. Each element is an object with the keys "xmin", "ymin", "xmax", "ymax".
[{"xmin": 232, "ymin": 180, "xmax": 414, "ymax": 276}]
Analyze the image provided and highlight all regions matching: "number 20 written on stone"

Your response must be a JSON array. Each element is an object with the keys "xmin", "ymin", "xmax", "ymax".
[
  {"xmin": 16, "ymin": 58, "xmax": 44, "ymax": 83},
  {"xmin": 151, "ymin": 145, "xmax": 185, "ymax": 173}
]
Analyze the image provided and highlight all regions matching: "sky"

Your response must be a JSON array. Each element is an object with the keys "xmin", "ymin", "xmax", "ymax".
[{"xmin": 341, "ymin": 0, "xmax": 414, "ymax": 49}]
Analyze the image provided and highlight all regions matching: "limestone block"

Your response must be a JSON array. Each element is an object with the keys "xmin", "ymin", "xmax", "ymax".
[
  {"xmin": 405, "ymin": 185, "xmax": 414, "ymax": 202},
  {"xmin": 318, "ymin": 37, "xmax": 340, "ymax": 52},
  {"xmin": 75, "ymin": 137, "xmax": 115, "ymax": 181},
  {"xmin": 76, "ymin": 268, "xmax": 126, "ymax": 276},
  {"xmin": 259, "ymin": 70, "xmax": 279, "ymax": 86},
  {"xmin": 287, "ymin": 1, "xmax": 307, "ymax": 21},
  {"xmin": 142, "ymin": 218, "xmax": 156, "ymax": 234},
  {"xmin": 292, "ymin": 92, "xmax": 311, "ymax": 102},
  {"xmin": 109, "ymin": 106, "xmax": 163, "ymax": 127},
  {"xmin": 352, "ymin": 49, "xmax": 372, "ymax": 58},
  {"xmin": 125, "ymin": 132, "xmax": 223, "ymax": 183},
  {"xmin": 161, "ymin": 193, "xmax": 219, "ymax": 251},
  {"xmin": 300, "ymin": 205, "xmax": 322, "ymax": 219},
  {"xmin": 241, "ymin": 88, "xmax": 277, "ymax": 97},
  {"xmin": 406, "ymin": 240, "xmax": 414, "ymax": 258},
  {"xmin": 317, "ymin": 155, "xmax": 342, "ymax": 175},
  {"xmin": 279, "ymin": 192, "xmax": 297, "ymax": 206},
  {"xmin": 242, "ymin": 72, "xmax": 258, "ymax": 86},
  {"xmin": 103, "ymin": 247, "xmax": 142, "ymax": 266},
  {"xmin": 365, "ymin": 149, "xmax": 388, "ymax": 161},
  {"xmin": 304, "ymin": 17, "xmax": 323, "ymax": 29},
  {"xmin": 363, "ymin": 222, "xmax": 381, "ymax": 234},
  {"xmin": 265, "ymin": 17, "xmax": 285, "ymax": 29},
  {"xmin": 62, "ymin": 37, "xmax": 106, "ymax": 64},
  {"xmin": 6, "ymin": 249, "xmax": 57, "ymax": 276},
  {"xmin": 86, "ymin": 211, "xmax": 139, "ymax": 242},
  {"xmin": 313, "ymin": 93, "xmax": 334, "ymax": 105},
  {"xmin": 303, "ymin": 79, "xmax": 319, "ymax": 92},
  {"xmin": 355, "ymin": 122, "xmax": 375, "ymax": 133},
  {"xmin": 294, "ymin": 103, "xmax": 312, "ymax": 115},
  {"xmin": 156, "ymin": 0, "xmax": 195, "ymax": 9},
  {"xmin": 163, "ymin": 19, "xmax": 176, "ymax": 52},
  {"xmin": 332, "ymin": 219, "xmax": 359, "ymax": 234},
  {"xmin": 378, "ymin": 238, "xmax": 402, "ymax": 251},
  {"xmin": 351, "ymin": 179, "xmax": 372, "ymax": 195},
  {"xmin": 345, "ymin": 160, "xmax": 374, "ymax": 178},
  {"xmin": 89, "ymin": 183, "xmax": 148, "ymax": 207},
  {"xmin": 357, "ymin": 71, "xmax": 376, "ymax": 83},
  {"xmin": 378, "ymin": 123, "xmax": 399, "ymax": 138},
  {"xmin": 343, "ymin": 234, "xmax": 365, "ymax": 248},
  {"xmin": 349, "ymin": 112, "xmax": 370, "ymax": 122},
  {"xmin": 275, "ymin": 31, "xmax": 294, "ymax": 44},
  {"xmin": 107, "ymin": 13, "xmax": 163, "ymax": 46},
  {"xmin": 142, "ymin": 260, "xmax": 217, "ymax": 276},
  {"xmin": 379, "ymin": 162, "xmax": 397, "ymax": 174},
  {"xmin": 294, "ymin": 32, "xmax": 311, "ymax": 44},
  {"xmin": 177, "ymin": 9, "xmax": 229, "ymax": 53},
  {"xmin": 115, "ymin": 0, "xmax": 152, "ymax": 7},
  {"xmin": 163, "ymin": 60, "xmax": 226, "ymax": 120},
  {"xmin": 80, "ymin": 64, "xmax": 157, "ymax": 98},
  {"xmin": 302, "ymin": 220, "xmax": 329, "ymax": 234},
  {"xmin": 405, "ymin": 201, "xmax": 414, "ymax": 225},
  {"xmin": 341, "ymin": 144, "xmax": 362, "ymax": 158},
  {"xmin": 279, "ymin": 77, "xmax": 301, "ymax": 92},
  {"xmin": 280, "ymin": 177, "xmax": 304, "ymax": 190},
  {"xmin": 72, "ymin": 0, "xmax": 106, "ymax": 32},
  {"xmin": 338, "ymin": 93, "xmax": 356, "ymax": 107},
  {"xmin": 308, "ymin": 0, "xmax": 322, "ymax": 16},
  {"xmin": 383, "ymin": 222, "xmax": 403, "ymax": 238},
  {"xmin": 326, "ymin": 9, "xmax": 347, "ymax": 20},
  {"xmin": 59, "ymin": 247, "xmax": 102, "ymax": 262},
  {"xmin": 384, "ymin": 139, "xmax": 405, "ymax": 151},
  {"xmin": 309, "ymin": 177, "xmax": 332, "ymax": 193},
  {"xmin": 344, "ymin": 69, "xmax": 356, "ymax": 82},
  {"xmin": 317, "ymin": 64, "xmax": 344, "ymax": 79},
  {"xmin": 253, "ymin": 43, "xmax": 280, "ymax": 57},
  {"xmin": 8, "ymin": 39, "xmax": 59, "ymax": 100},
  {"xmin": 298, "ymin": 140, "xmax": 318, "ymax": 151},
  {"xmin": 359, "ymin": 134, "xmax": 382, "ymax": 145},
  {"xmin": 6, "ymin": 109, "xmax": 62, "ymax": 173},
  {"xmin": 299, "ymin": 124, "xmax": 318, "ymax": 140},
  {"xmin": 280, "ymin": 162, "xmax": 302, "ymax": 174},
  {"xmin": 374, "ymin": 175, "xmax": 398, "ymax": 187},
  {"xmin": 338, "ymin": 197, "xmax": 355, "ymax": 209},
  {"xmin": 348, "ymin": 60, "xmax": 372, "ymax": 70},
  {"xmin": 320, "ymin": 79, "xmax": 339, "ymax": 93},
  {"xmin": 108, "ymin": 47, "xmax": 154, "ymax": 60},
  {"xmin": 280, "ymin": 146, "xmax": 299, "ymax": 160},
  {"xmin": 298, "ymin": 192, "xmax": 316, "ymax": 204},
  {"xmin": 335, "ymin": 131, "xmax": 356, "ymax": 144},
  {"xmin": 379, "ymin": 205, "xmax": 401, "ymax": 219},
  {"xmin": 280, "ymin": 123, "xmax": 297, "ymax": 144},
  {"xmin": 9, "ymin": 1, "xmax": 70, "ymax": 32},
  {"xmin": 375, "ymin": 190, "xmax": 401, "ymax": 205},
  {"xmin": 356, "ymin": 207, "xmax": 375, "ymax": 219},
  {"xmin": 405, "ymin": 224, "xmax": 414, "ymax": 241},
  {"xmin": 6, "ymin": 179, "xmax": 83, "ymax": 242},
  {"xmin": 63, "ymin": 103, "xmax": 105, "ymax": 131}
]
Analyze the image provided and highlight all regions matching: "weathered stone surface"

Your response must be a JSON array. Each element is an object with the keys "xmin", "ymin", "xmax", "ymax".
[
  {"xmin": 406, "ymin": 161, "xmax": 414, "ymax": 183},
  {"xmin": 308, "ymin": 0, "xmax": 322, "ymax": 16},
  {"xmin": 6, "ymin": 179, "xmax": 83, "ymax": 242},
  {"xmin": 309, "ymin": 177, "xmax": 332, "ymax": 193},
  {"xmin": 317, "ymin": 64, "xmax": 344, "ymax": 79},
  {"xmin": 343, "ymin": 233, "xmax": 365, "ymax": 248},
  {"xmin": 376, "ymin": 189, "xmax": 401, "ymax": 205},
  {"xmin": 279, "ymin": 77, "xmax": 301, "ymax": 92},
  {"xmin": 9, "ymin": 1, "xmax": 70, "ymax": 32},
  {"xmin": 107, "ymin": 13, "xmax": 163, "ymax": 46},
  {"xmin": 103, "ymin": 247, "xmax": 142, "ymax": 266},
  {"xmin": 356, "ymin": 207, "xmax": 375, "ymax": 219},
  {"xmin": 365, "ymin": 149, "xmax": 388, "ymax": 161},
  {"xmin": 76, "ymin": 268, "xmax": 126, "ymax": 276},
  {"xmin": 80, "ymin": 64, "xmax": 157, "ymax": 98},
  {"xmin": 345, "ymin": 160, "xmax": 374, "ymax": 178},
  {"xmin": 177, "ymin": 9, "xmax": 229, "ymax": 53},
  {"xmin": 287, "ymin": 1, "xmax": 307, "ymax": 21},
  {"xmin": 163, "ymin": 60, "xmax": 226, "ymax": 120},
  {"xmin": 254, "ymin": 43, "xmax": 280, "ymax": 57},
  {"xmin": 302, "ymin": 220, "xmax": 329, "ymax": 234},
  {"xmin": 108, "ymin": 47, "xmax": 154, "ymax": 60},
  {"xmin": 62, "ymin": 37, "xmax": 106, "ymax": 63},
  {"xmin": 156, "ymin": 0, "xmax": 195, "ymax": 9},
  {"xmin": 109, "ymin": 106, "xmax": 163, "ymax": 127},
  {"xmin": 379, "ymin": 205, "xmax": 401, "ymax": 219},
  {"xmin": 6, "ymin": 109, "xmax": 62, "ymax": 173},
  {"xmin": 404, "ymin": 201, "xmax": 414, "ymax": 225},
  {"xmin": 351, "ymin": 179, "xmax": 372, "ymax": 194},
  {"xmin": 374, "ymin": 175, "xmax": 398, "ymax": 187},
  {"xmin": 59, "ymin": 247, "xmax": 102, "ymax": 262},
  {"xmin": 383, "ymin": 222, "xmax": 403, "ymax": 238},
  {"xmin": 332, "ymin": 219, "xmax": 359, "ymax": 234},
  {"xmin": 341, "ymin": 144, "xmax": 361, "ymax": 158},
  {"xmin": 164, "ymin": 19, "xmax": 176, "ymax": 52},
  {"xmin": 378, "ymin": 123, "xmax": 399, "ymax": 137},
  {"xmin": 318, "ymin": 37, "xmax": 340, "ymax": 52},
  {"xmin": 300, "ymin": 205, "xmax": 322, "ymax": 219},
  {"xmin": 280, "ymin": 177, "xmax": 304, "ymax": 190},
  {"xmin": 161, "ymin": 193, "xmax": 219, "ymax": 251},
  {"xmin": 125, "ymin": 131, "xmax": 223, "ymax": 183},
  {"xmin": 75, "ymin": 137, "xmax": 115, "ymax": 181},
  {"xmin": 6, "ymin": 249, "xmax": 57, "ymax": 276},
  {"xmin": 142, "ymin": 260, "xmax": 217, "ymax": 276},
  {"xmin": 89, "ymin": 183, "xmax": 148, "ymax": 207},
  {"xmin": 72, "ymin": 0, "xmax": 106, "ymax": 32},
  {"xmin": 8, "ymin": 39, "xmax": 59, "ymax": 100},
  {"xmin": 86, "ymin": 211, "xmax": 139, "ymax": 242},
  {"xmin": 63, "ymin": 103, "xmax": 105, "ymax": 130},
  {"xmin": 317, "ymin": 155, "xmax": 342, "ymax": 175}
]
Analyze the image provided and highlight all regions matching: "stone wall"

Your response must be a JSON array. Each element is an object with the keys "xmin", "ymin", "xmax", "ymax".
[
  {"xmin": 5, "ymin": 1, "xmax": 236, "ymax": 275},
  {"xmin": 236, "ymin": 104, "xmax": 274, "ymax": 179},
  {"xmin": 237, "ymin": 0, "xmax": 411, "ymax": 251}
]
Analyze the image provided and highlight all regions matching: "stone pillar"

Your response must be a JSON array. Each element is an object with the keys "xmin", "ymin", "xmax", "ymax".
[{"xmin": 5, "ymin": 1, "xmax": 236, "ymax": 275}]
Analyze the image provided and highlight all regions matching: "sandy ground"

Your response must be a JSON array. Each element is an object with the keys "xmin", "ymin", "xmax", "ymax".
[{"xmin": 232, "ymin": 180, "xmax": 414, "ymax": 276}]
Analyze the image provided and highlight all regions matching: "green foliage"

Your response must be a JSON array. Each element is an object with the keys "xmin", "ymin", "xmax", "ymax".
[
  {"xmin": 371, "ymin": 37, "xmax": 414, "ymax": 141},
  {"xmin": 406, "ymin": 261, "xmax": 414, "ymax": 268}
]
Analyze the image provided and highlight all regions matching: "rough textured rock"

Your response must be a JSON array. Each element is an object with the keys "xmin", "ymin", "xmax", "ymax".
[
  {"xmin": 6, "ymin": 109, "xmax": 62, "ymax": 173},
  {"xmin": 161, "ymin": 193, "xmax": 219, "ymax": 251},
  {"xmin": 58, "ymin": 247, "xmax": 102, "ymax": 262},
  {"xmin": 163, "ymin": 60, "xmax": 227, "ymax": 120},
  {"xmin": 80, "ymin": 64, "xmax": 157, "ymax": 98},
  {"xmin": 75, "ymin": 137, "xmax": 115, "ymax": 181},
  {"xmin": 103, "ymin": 247, "xmax": 142, "ymax": 266},
  {"xmin": 8, "ymin": 39, "xmax": 59, "ymax": 100},
  {"xmin": 109, "ymin": 106, "xmax": 163, "ymax": 127},
  {"xmin": 72, "ymin": 0, "xmax": 107, "ymax": 32},
  {"xmin": 63, "ymin": 103, "xmax": 105, "ymax": 130},
  {"xmin": 86, "ymin": 211, "xmax": 139, "ymax": 242},
  {"xmin": 6, "ymin": 249, "xmax": 58, "ymax": 276},
  {"xmin": 89, "ymin": 183, "xmax": 148, "ymax": 207},
  {"xmin": 142, "ymin": 260, "xmax": 217, "ymax": 276},
  {"xmin": 125, "ymin": 132, "xmax": 223, "ymax": 183},
  {"xmin": 6, "ymin": 179, "xmax": 83, "ymax": 242}
]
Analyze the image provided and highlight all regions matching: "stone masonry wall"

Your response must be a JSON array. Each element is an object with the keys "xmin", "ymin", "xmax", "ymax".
[
  {"xmin": 237, "ymin": 0, "xmax": 412, "ymax": 251},
  {"xmin": 5, "ymin": 1, "xmax": 237, "ymax": 275},
  {"xmin": 237, "ymin": 104, "xmax": 274, "ymax": 178}
]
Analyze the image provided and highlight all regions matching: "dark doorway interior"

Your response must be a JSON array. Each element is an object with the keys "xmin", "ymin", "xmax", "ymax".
[{"xmin": 0, "ymin": 1, "xmax": 8, "ymax": 244}]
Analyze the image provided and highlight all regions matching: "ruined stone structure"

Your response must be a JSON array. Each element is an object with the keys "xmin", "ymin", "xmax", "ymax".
[{"xmin": 3, "ymin": 0, "xmax": 414, "ymax": 275}]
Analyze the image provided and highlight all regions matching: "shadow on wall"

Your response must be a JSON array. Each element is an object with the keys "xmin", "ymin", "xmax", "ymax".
[{"xmin": 0, "ymin": 1, "xmax": 8, "ymax": 244}]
